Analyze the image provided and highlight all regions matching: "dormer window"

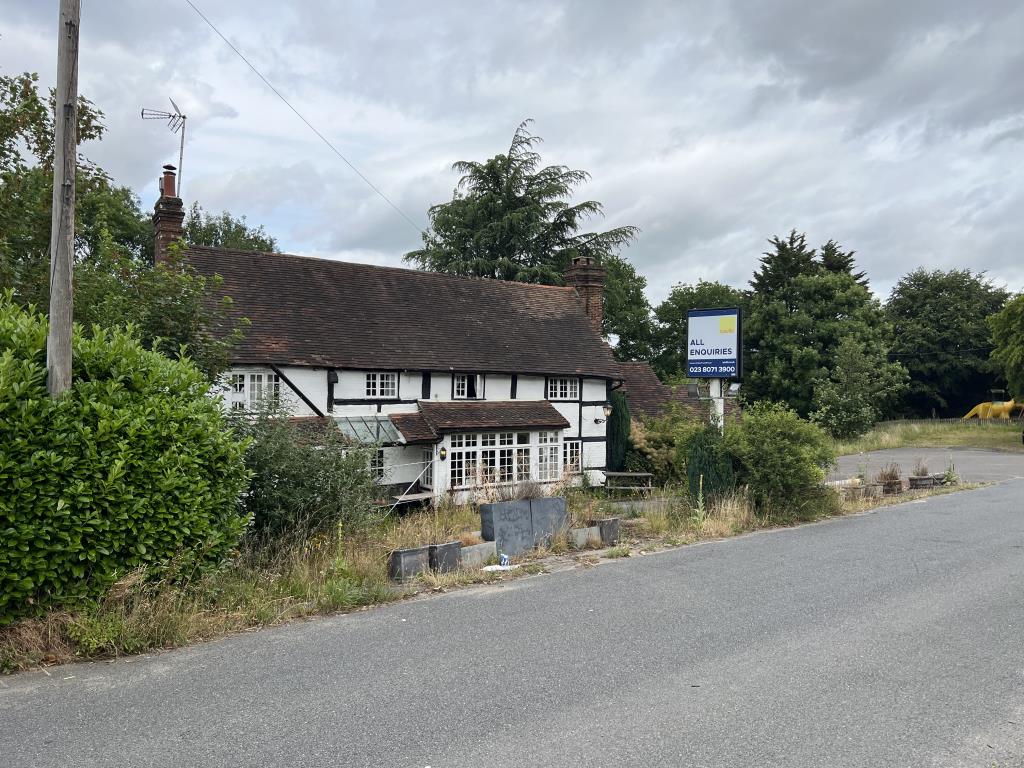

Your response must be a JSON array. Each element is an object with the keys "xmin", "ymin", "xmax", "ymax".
[
  {"xmin": 454, "ymin": 373, "xmax": 483, "ymax": 399},
  {"xmin": 366, "ymin": 372, "xmax": 397, "ymax": 398},
  {"xmin": 546, "ymin": 377, "xmax": 579, "ymax": 400}
]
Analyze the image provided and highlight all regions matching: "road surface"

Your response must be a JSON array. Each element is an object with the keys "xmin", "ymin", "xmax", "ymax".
[
  {"xmin": 831, "ymin": 446, "xmax": 1024, "ymax": 484},
  {"xmin": 3, "ymin": 476, "xmax": 1024, "ymax": 766}
]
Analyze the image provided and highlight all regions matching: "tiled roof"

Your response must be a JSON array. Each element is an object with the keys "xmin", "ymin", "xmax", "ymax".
[
  {"xmin": 618, "ymin": 361, "xmax": 704, "ymax": 419},
  {"xmin": 390, "ymin": 411, "xmax": 438, "ymax": 444},
  {"xmin": 418, "ymin": 400, "xmax": 570, "ymax": 433},
  {"xmin": 187, "ymin": 247, "xmax": 621, "ymax": 378}
]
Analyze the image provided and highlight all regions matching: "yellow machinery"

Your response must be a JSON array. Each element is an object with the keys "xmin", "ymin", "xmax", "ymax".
[{"xmin": 963, "ymin": 399, "xmax": 1024, "ymax": 420}]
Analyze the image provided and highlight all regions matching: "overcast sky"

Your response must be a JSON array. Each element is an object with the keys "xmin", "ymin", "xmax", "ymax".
[{"xmin": 2, "ymin": 0, "xmax": 1023, "ymax": 303}]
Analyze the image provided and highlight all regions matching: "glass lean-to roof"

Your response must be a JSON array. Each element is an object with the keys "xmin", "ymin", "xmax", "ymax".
[{"xmin": 332, "ymin": 415, "xmax": 403, "ymax": 444}]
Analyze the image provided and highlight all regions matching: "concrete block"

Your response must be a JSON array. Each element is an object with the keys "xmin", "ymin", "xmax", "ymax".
[
  {"xmin": 460, "ymin": 541, "xmax": 497, "ymax": 569},
  {"xmin": 530, "ymin": 496, "xmax": 568, "ymax": 546},
  {"xmin": 388, "ymin": 546, "xmax": 429, "ymax": 581},
  {"xmin": 569, "ymin": 526, "xmax": 602, "ymax": 549},
  {"xmin": 589, "ymin": 517, "xmax": 621, "ymax": 545},
  {"xmin": 429, "ymin": 541, "xmax": 462, "ymax": 573}
]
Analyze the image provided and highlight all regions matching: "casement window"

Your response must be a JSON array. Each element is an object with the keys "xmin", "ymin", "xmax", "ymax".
[
  {"xmin": 546, "ymin": 377, "xmax": 579, "ymax": 400},
  {"xmin": 563, "ymin": 440, "xmax": 582, "ymax": 474},
  {"xmin": 421, "ymin": 450, "xmax": 433, "ymax": 489},
  {"xmin": 227, "ymin": 371, "xmax": 279, "ymax": 411},
  {"xmin": 229, "ymin": 374, "xmax": 247, "ymax": 411},
  {"xmin": 365, "ymin": 372, "xmax": 397, "ymax": 398},
  {"xmin": 248, "ymin": 373, "xmax": 281, "ymax": 409},
  {"xmin": 454, "ymin": 373, "xmax": 483, "ymax": 399},
  {"xmin": 448, "ymin": 431, "xmax": 542, "ymax": 489},
  {"xmin": 370, "ymin": 449, "xmax": 385, "ymax": 481},
  {"xmin": 537, "ymin": 431, "xmax": 562, "ymax": 481}
]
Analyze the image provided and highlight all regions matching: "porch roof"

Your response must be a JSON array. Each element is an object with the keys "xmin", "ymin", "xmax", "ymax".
[{"xmin": 418, "ymin": 400, "xmax": 570, "ymax": 434}]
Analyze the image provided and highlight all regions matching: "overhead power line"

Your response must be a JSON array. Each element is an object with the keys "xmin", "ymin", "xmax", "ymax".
[{"xmin": 183, "ymin": 0, "xmax": 425, "ymax": 238}]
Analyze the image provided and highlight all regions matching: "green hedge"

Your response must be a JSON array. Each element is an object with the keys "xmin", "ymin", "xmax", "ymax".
[{"xmin": 0, "ymin": 296, "xmax": 250, "ymax": 623}]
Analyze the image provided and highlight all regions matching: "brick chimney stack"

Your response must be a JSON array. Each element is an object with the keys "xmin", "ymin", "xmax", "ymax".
[
  {"xmin": 564, "ymin": 256, "xmax": 606, "ymax": 335},
  {"xmin": 152, "ymin": 164, "xmax": 185, "ymax": 265}
]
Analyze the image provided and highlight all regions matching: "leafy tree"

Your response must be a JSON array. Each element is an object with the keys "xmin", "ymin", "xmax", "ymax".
[
  {"xmin": 749, "ymin": 230, "xmax": 819, "ymax": 297},
  {"xmin": 887, "ymin": 269, "xmax": 1009, "ymax": 416},
  {"xmin": 652, "ymin": 280, "xmax": 746, "ymax": 379},
  {"xmin": 0, "ymin": 71, "xmax": 259, "ymax": 379},
  {"xmin": 810, "ymin": 337, "xmax": 905, "ymax": 438},
  {"xmin": 989, "ymin": 293, "xmax": 1024, "ymax": 400},
  {"xmin": 603, "ymin": 254, "xmax": 654, "ymax": 360},
  {"xmin": 405, "ymin": 120, "xmax": 645, "ymax": 355},
  {"xmin": 184, "ymin": 202, "xmax": 278, "ymax": 252},
  {"xmin": 819, "ymin": 239, "xmax": 868, "ymax": 287},
  {"xmin": 744, "ymin": 232, "xmax": 904, "ymax": 416}
]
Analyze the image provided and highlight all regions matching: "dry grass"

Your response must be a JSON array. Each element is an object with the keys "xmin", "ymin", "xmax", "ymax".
[
  {"xmin": 1, "ymin": 478, "xmax": 981, "ymax": 674},
  {"xmin": 833, "ymin": 420, "xmax": 1023, "ymax": 455}
]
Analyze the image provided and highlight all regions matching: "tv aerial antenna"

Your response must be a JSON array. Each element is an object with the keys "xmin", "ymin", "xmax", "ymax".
[{"xmin": 141, "ymin": 98, "xmax": 187, "ymax": 194}]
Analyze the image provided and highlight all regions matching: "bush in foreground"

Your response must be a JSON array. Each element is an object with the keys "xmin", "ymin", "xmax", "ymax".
[
  {"xmin": 0, "ymin": 296, "xmax": 250, "ymax": 624},
  {"xmin": 229, "ymin": 406, "xmax": 381, "ymax": 539},
  {"xmin": 686, "ymin": 425, "xmax": 735, "ymax": 503},
  {"xmin": 725, "ymin": 401, "xmax": 835, "ymax": 512}
]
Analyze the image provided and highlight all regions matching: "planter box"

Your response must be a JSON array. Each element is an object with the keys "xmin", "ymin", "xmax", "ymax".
[
  {"xmin": 530, "ymin": 496, "xmax": 568, "ymax": 547},
  {"xmin": 589, "ymin": 517, "xmax": 621, "ymax": 546},
  {"xmin": 569, "ymin": 526, "xmax": 602, "ymax": 549},
  {"xmin": 908, "ymin": 475, "xmax": 936, "ymax": 490},
  {"xmin": 388, "ymin": 546, "xmax": 429, "ymax": 581},
  {"xmin": 460, "ymin": 541, "xmax": 497, "ymax": 569},
  {"xmin": 882, "ymin": 481, "xmax": 903, "ymax": 495},
  {"xmin": 428, "ymin": 541, "xmax": 462, "ymax": 574}
]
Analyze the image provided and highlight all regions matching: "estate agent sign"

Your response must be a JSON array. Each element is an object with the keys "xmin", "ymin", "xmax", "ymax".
[{"xmin": 687, "ymin": 308, "xmax": 741, "ymax": 378}]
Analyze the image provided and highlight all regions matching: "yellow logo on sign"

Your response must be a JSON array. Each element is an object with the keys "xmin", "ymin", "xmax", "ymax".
[{"xmin": 718, "ymin": 316, "xmax": 736, "ymax": 334}]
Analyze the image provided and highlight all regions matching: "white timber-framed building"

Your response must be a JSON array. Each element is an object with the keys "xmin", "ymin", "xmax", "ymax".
[{"xmin": 153, "ymin": 166, "xmax": 623, "ymax": 504}]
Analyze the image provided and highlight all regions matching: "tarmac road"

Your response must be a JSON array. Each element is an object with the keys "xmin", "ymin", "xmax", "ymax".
[{"xmin": 3, "ymin": 472, "xmax": 1024, "ymax": 766}]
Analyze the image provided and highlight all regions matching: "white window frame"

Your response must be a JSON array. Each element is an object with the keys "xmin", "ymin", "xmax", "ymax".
[
  {"xmin": 563, "ymin": 440, "xmax": 582, "ymax": 474},
  {"xmin": 420, "ymin": 450, "xmax": 434, "ymax": 489},
  {"xmin": 365, "ymin": 372, "xmax": 398, "ymax": 399},
  {"xmin": 454, "ymin": 373, "xmax": 483, "ymax": 400},
  {"xmin": 537, "ymin": 431, "xmax": 562, "ymax": 481},
  {"xmin": 370, "ymin": 448, "xmax": 385, "ymax": 481},
  {"xmin": 546, "ymin": 377, "xmax": 579, "ymax": 400}
]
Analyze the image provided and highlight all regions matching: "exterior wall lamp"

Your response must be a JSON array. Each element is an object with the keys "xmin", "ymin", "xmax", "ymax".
[
  {"xmin": 438, "ymin": 447, "xmax": 447, "ymax": 461},
  {"xmin": 594, "ymin": 402, "xmax": 613, "ymax": 424}
]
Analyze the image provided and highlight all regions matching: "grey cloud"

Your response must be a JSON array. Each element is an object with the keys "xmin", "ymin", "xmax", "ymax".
[{"xmin": 1, "ymin": 0, "xmax": 1023, "ymax": 306}]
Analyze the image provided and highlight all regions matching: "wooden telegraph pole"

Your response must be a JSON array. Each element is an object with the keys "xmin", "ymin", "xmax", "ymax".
[{"xmin": 46, "ymin": 0, "xmax": 80, "ymax": 397}]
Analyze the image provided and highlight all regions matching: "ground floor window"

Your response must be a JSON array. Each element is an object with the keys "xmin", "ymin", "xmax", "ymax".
[
  {"xmin": 448, "ymin": 430, "xmax": 559, "ymax": 489},
  {"xmin": 563, "ymin": 440, "xmax": 582, "ymax": 474},
  {"xmin": 370, "ymin": 449, "xmax": 385, "ymax": 481},
  {"xmin": 421, "ymin": 449, "xmax": 433, "ymax": 489}
]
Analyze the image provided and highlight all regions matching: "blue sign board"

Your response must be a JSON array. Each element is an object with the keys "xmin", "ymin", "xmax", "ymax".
[{"xmin": 687, "ymin": 307, "xmax": 741, "ymax": 378}]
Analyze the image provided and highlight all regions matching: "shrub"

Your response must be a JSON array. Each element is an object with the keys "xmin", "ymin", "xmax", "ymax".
[
  {"xmin": 229, "ymin": 405, "xmax": 380, "ymax": 539},
  {"xmin": 607, "ymin": 390, "xmax": 631, "ymax": 471},
  {"xmin": 686, "ymin": 426, "xmax": 734, "ymax": 502},
  {"xmin": 0, "ymin": 296, "xmax": 250, "ymax": 624},
  {"xmin": 629, "ymin": 404, "xmax": 704, "ymax": 484},
  {"xmin": 724, "ymin": 401, "xmax": 835, "ymax": 510}
]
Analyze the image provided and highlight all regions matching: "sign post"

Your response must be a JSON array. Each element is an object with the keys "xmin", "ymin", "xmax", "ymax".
[{"xmin": 687, "ymin": 308, "xmax": 741, "ymax": 432}]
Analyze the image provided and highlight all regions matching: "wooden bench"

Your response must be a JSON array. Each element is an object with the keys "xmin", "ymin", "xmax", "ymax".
[{"xmin": 603, "ymin": 471, "xmax": 654, "ymax": 492}]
